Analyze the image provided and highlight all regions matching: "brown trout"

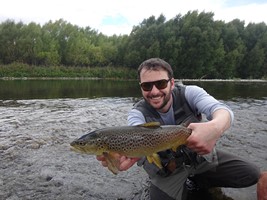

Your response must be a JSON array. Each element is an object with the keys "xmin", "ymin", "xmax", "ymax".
[{"xmin": 70, "ymin": 122, "xmax": 191, "ymax": 174}]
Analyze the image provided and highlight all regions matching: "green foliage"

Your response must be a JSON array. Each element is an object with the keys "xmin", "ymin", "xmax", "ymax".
[
  {"xmin": 0, "ymin": 63, "xmax": 136, "ymax": 79},
  {"xmin": 0, "ymin": 11, "xmax": 267, "ymax": 79}
]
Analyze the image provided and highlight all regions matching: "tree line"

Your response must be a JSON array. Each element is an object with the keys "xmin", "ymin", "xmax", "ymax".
[{"xmin": 0, "ymin": 10, "xmax": 266, "ymax": 79}]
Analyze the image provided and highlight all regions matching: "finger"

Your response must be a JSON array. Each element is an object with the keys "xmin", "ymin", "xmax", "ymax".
[
  {"xmin": 119, "ymin": 158, "xmax": 132, "ymax": 171},
  {"xmin": 119, "ymin": 158, "xmax": 139, "ymax": 171},
  {"xmin": 120, "ymin": 156, "xmax": 127, "ymax": 163},
  {"xmin": 187, "ymin": 123, "xmax": 196, "ymax": 130},
  {"xmin": 101, "ymin": 160, "xmax": 108, "ymax": 167},
  {"xmin": 96, "ymin": 155, "xmax": 105, "ymax": 161}
]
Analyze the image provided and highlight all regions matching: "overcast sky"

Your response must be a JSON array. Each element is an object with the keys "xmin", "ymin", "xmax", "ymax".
[{"xmin": 1, "ymin": 0, "xmax": 267, "ymax": 36}]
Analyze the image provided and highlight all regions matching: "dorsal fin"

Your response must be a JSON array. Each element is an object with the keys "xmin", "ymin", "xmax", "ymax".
[{"xmin": 137, "ymin": 122, "xmax": 161, "ymax": 128}]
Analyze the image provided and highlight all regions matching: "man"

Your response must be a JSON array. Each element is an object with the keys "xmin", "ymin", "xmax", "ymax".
[{"xmin": 97, "ymin": 58, "xmax": 266, "ymax": 200}]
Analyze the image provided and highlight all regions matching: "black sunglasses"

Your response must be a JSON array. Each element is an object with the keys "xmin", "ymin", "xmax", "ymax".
[{"xmin": 140, "ymin": 78, "xmax": 171, "ymax": 91}]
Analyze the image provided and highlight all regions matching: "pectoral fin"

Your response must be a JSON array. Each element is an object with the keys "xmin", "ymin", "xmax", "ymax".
[
  {"xmin": 146, "ymin": 153, "xmax": 163, "ymax": 169},
  {"xmin": 103, "ymin": 152, "xmax": 120, "ymax": 175}
]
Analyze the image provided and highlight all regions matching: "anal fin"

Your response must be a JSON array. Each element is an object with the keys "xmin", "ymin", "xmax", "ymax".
[{"xmin": 147, "ymin": 153, "xmax": 163, "ymax": 169}]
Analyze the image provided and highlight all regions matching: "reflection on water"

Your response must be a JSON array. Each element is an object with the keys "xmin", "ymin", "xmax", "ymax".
[
  {"xmin": 0, "ymin": 79, "xmax": 139, "ymax": 100},
  {"xmin": 183, "ymin": 81, "xmax": 267, "ymax": 100},
  {"xmin": 0, "ymin": 79, "xmax": 266, "ymax": 100}
]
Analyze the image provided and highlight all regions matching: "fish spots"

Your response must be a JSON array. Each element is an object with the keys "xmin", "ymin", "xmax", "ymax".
[{"xmin": 70, "ymin": 125, "xmax": 191, "ymax": 157}]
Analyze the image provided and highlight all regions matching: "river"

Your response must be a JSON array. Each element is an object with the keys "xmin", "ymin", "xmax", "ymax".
[{"xmin": 0, "ymin": 79, "xmax": 266, "ymax": 200}]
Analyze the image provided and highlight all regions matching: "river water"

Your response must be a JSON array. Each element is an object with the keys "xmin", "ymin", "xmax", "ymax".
[{"xmin": 0, "ymin": 80, "xmax": 266, "ymax": 200}]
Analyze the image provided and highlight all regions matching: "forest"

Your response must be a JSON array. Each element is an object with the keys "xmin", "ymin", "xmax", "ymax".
[{"xmin": 0, "ymin": 10, "xmax": 266, "ymax": 79}]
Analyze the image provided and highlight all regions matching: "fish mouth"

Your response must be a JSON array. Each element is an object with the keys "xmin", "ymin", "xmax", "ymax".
[
  {"xmin": 70, "ymin": 146, "xmax": 85, "ymax": 153},
  {"xmin": 70, "ymin": 146, "xmax": 79, "ymax": 152},
  {"xmin": 70, "ymin": 145, "xmax": 95, "ymax": 155}
]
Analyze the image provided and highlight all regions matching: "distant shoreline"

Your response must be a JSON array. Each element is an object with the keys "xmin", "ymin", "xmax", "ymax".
[
  {"xmin": 178, "ymin": 79, "xmax": 267, "ymax": 82},
  {"xmin": 1, "ymin": 77, "xmax": 267, "ymax": 82}
]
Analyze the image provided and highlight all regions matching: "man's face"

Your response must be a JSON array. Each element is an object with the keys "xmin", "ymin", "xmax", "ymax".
[{"xmin": 139, "ymin": 68, "xmax": 174, "ymax": 113}]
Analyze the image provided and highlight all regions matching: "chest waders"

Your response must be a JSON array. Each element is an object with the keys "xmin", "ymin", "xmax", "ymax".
[{"xmin": 134, "ymin": 83, "xmax": 202, "ymax": 176}]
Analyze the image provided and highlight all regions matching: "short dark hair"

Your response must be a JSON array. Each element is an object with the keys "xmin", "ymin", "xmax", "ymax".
[{"xmin": 138, "ymin": 58, "xmax": 173, "ymax": 80}]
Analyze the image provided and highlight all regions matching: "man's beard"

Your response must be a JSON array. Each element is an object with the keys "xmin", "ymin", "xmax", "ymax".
[
  {"xmin": 145, "ymin": 89, "xmax": 172, "ymax": 112},
  {"xmin": 157, "ymin": 92, "xmax": 171, "ymax": 111}
]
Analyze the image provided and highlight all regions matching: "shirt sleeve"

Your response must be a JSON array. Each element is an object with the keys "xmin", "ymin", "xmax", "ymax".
[
  {"xmin": 185, "ymin": 85, "xmax": 234, "ymax": 124},
  {"xmin": 127, "ymin": 109, "xmax": 146, "ymax": 126}
]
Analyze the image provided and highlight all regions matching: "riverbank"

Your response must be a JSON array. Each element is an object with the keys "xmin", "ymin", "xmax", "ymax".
[
  {"xmin": 0, "ymin": 64, "xmax": 137, "ymax": 80},
  {"xmin": 1, "ymin": 76, "xmax": 267, "ymax": 83},
  {"xmin": 1, "ymin": 63, "xmax": 267, "ymax": 81},
  {"xmin": 0, "ymin": 97, "xmax": 266, "ymax": 200}
]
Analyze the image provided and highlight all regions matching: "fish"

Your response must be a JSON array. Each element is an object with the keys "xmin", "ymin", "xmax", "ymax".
[{"xmin": 70, "ymin": 122, "xmax": 192, "ymax": 174}]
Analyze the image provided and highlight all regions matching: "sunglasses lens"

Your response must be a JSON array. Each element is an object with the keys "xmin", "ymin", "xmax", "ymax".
[
  {"xmin": 155, "ymin": 80, "xmax": 168, "ymax": 89},
  {"xmin": 140, "ymin": 82, "xmax": 153, "ymax": 91},
  {"xmin": 140, "ymin": 79, "xmax": 170, "ymax": 91}
]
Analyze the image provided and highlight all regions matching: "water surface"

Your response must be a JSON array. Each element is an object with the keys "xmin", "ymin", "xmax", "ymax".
[
  {"xmin": 0, "ymin": 79, "xmax": 266, "ymax": 100},
  {"xmin": 0, "ymin": 79, "xmax": 266, "ymax": 200}
]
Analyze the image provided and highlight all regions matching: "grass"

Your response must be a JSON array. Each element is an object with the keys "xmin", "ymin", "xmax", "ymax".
[{"xmin": 0, "ymin": 63, "xmax": 137, "ymax": 80}]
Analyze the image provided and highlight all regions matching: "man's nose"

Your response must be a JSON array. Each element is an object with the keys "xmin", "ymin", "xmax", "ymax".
[{"xmin": 150, "ymin": 84, "xmax": 160, "ymax": 93}]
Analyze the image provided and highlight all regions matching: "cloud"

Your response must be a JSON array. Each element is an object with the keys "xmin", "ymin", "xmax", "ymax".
[
  {"xmin": 215, "ymin": 2, "xmax": 267, "ymax": 24},
  {"xmin": 223, "ymin": 0, "xmax": 267, "ymax": 7},
  {"xmin": 0, "ymin": 0, "xmax": 267, "ymax": 36}
]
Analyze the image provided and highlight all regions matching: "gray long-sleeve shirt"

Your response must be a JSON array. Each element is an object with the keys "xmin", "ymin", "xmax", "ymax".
[{"xmin": 127, "ymin": 85, "xmax": 234, "ymax": 126}]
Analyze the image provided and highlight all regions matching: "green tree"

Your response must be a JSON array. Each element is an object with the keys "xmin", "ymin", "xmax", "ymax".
[
  {"xmin": 15, "ymin": 22, "xmax": 43, "ymax": 65},
  {"xmin": 0, "ymin": 20, "xmax": 23, "ymax": 64},
  {"xmin": 239, "ymin": 22, "xmax": 267, "ymax": 78},
  {"xmin": 176, "ymin": 11, "xmax": 224, "ymax": 78},
  {"xmin": 218, "ymin": 19, "xmax": 246, "ymax": 78},
  {"xmin": 0, "ymin": 11, "xmax": 267, "ymax": 79},
  {"xmin": 39, "ymin": 21, "xmax": 61, "ymax": 65}
]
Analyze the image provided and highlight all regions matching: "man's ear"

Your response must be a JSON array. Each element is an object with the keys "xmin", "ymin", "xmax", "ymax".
[{"xmin": 170, "ymin": 78, "xmax": 175, "ymax": 90}]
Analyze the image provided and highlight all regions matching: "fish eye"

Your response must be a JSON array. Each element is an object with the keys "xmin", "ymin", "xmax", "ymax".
[{"xmin": 78, "ymin": 141, "xmax": 85, "ymax": 146}]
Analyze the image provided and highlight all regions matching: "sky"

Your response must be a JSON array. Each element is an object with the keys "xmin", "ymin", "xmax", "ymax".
[{"xmin": 1, "ymin": 0, "xmax": 267, "ymax": 36}]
